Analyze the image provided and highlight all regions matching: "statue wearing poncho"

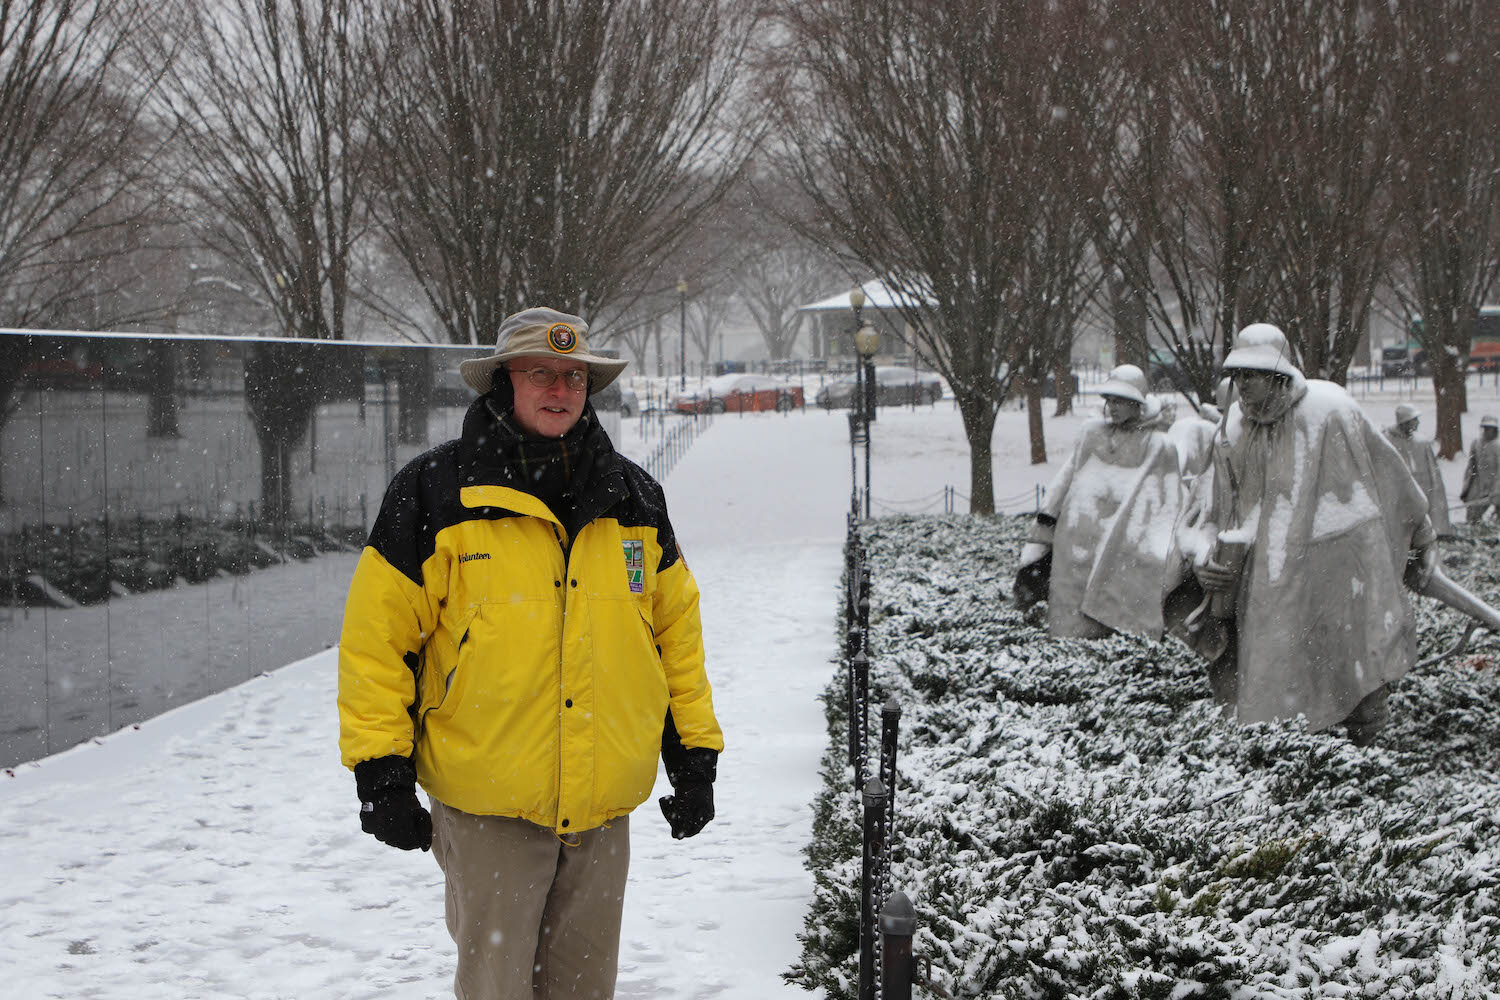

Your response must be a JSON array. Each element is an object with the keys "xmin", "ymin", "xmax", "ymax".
[
  {"xmin": 1021, "ymin": 365, "xmax": 1184, "ymax": 639},
  {"xmin": 1176, "ymin": 325, "xmax": 1435, "ymax": 738}
]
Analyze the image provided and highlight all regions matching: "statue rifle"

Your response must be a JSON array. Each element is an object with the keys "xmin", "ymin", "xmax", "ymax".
[{"xmin": 1407, "ymin": 563, "xmax": 1500, "ymax": 670}]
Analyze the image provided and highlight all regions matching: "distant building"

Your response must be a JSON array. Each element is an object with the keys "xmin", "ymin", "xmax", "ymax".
[{"xmin": 796, "ymin": 279, "xmax": 932, "ymax": 361}]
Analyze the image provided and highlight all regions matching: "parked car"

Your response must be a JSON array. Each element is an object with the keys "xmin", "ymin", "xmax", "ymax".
[
  {"xmin": 815, "ymin": 366, "xmax": 945, "ymax": 409},
  {"xmin": 674, "ymin": 373, "xmax": 803, "ymax": 414},
  {"xmin": 1469, "ymin": 342, "xmax": 1500, "ymax": 373}
]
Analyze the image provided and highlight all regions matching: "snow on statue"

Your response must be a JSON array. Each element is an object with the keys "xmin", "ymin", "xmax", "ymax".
[
  {"xmin": 1015, "ymin": 364, "xmax": 1184, "ymax": 639},
  {"xmin": 1460, "ymin": 413, "xmax": 1500, "ymax": 523},
  {"xmin": 1173, "ymin": 323, "xmax": 1437, "ymax": 746},
  {"xmin": 1383, "ymin": 403, "xmax": 1453, "ymax": 538},
  {"xmin": 1166, "ymin": 400, "xmax": 1221, "ymax": 480}
]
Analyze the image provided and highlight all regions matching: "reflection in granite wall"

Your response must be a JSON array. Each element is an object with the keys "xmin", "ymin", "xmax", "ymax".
[{"xmin": 0, "ymin": 331, "xmax": 492, "ymax": 768}]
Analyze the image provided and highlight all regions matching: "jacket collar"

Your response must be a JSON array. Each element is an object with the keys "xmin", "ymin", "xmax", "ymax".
[{"xmin": 456, "ymin": 394, "xmax": 628, "ymax": 530}]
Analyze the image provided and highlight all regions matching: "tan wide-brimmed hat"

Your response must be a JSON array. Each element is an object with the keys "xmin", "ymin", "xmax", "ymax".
[{"xmin": 459, "ymin": 307, "xmax": 628, "ymax": 395}]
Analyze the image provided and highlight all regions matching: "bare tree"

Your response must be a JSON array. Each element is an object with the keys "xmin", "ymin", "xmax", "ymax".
[
  {"xmin": 0, "ymin": 0, "xmax": 171, "ymax": 326},
  {"xmin": 607, "ymin": 313, "xmax": 661, "ymax": 372},
  {"xmin": 592, "ymin": 223, "xmax": 741, "ymax": 376},
  {"xmin": 157, "ymin": 0, "xmax": 374, "ymax": 343},
  {"xmin": 684, "ymin": 288, "xmax": 732, "ymax": 372},
  {"xmin": 370, "ymin": 0, "xmax": 758, "ymax": 347},
  {"xmin": 0, "ymin": 0, "xmax": 173, "ymax": 493},
  {"xmin": 1012, "ymin": 186, "xmax": 1102, "ymax": 438},
  {"xmin": 155, "ymin": 0, "xmax": 378, "ymax": 520},
  {"xmin": 734, "ymin": 176, "xmax": 843, "ymax": 361},
  {"xmin": 642, "ymin": 189, "xmax": 758, "ymax": 374},
  {"xmin": 1259, "ymin": 0, "xmax": 1397, "ymax": 383},
  {"xmin": 1385, "ymin": 0, "xmax": 1500, "ymax": 458},
  {"xmin": 1096, "ymin": 0, "xmax": 1396, "ymax": 400},
  {"xmin": 1092, "ymin": 0, "xmax": 1284, "ymax": 405},
  {"xmin": 766, "ymin": 0, "xmax": 1113, "ymax": 508},
  {"xmin": 737, "ymin": 242, "xmax": 833, "ymax": 361}
]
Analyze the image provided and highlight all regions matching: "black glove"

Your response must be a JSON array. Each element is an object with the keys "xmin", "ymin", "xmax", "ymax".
[
  {"xmin": 659, "ymin": 781, "xmax": 714, "ymax": 839},
  {"xmin": 354, "ymin": 755, "xmax": 432, "ymax": 852},
  {"xmin": 659, "ymin": 713, "xmax": 718, "ymax": 839},
  {"xmin": 1013, "ymin": 554, "xmax": 1051, "ymax": 611}
]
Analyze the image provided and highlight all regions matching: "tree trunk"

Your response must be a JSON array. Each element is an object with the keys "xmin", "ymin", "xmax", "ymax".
[
  {"xmin": 0, "ymin": 336, "xmax": 39, "ymax": 505},
  {"xmin": 257, "ymin": 438, "xmax": 293, "ymax": 526},
  {"xmin": 244, "ymin": 342, "xmax": 324, "ymax": 524},
  {"xmin": 1433, "ymin": 354, "xmax": 1465, "ymax": 459},
  {"xmin": 1052, "ymin": 357, "xmax": 1073, "ymax": 416},
  {"xmin": 1026, "ymin": 377, "xmax": 1047, "ymax": 465},
  {"xmin": 147, "ymin": 342, "xmax": 180, "ymax": 439},
  {"xmin": 955, "ymin": 391, "xmax": 997, "ymax": 515}
]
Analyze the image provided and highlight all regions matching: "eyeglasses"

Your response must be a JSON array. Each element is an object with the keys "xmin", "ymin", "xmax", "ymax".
[{"xmin": 508, "ymin": 366, "xmax": 589, "ymax": 391}]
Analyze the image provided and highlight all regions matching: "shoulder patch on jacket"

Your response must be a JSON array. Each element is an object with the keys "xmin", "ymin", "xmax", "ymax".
[
  {"xmin": 613, "ymin": 457, "xmax": 683, "ymax": 573},
  {"xmin": 622, "ymin": 539, "xmax": 646, "ymax": 593}
]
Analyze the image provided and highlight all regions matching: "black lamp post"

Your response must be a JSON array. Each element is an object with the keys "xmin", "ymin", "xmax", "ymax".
[
  {"xmin": 676, "ymin": 277, "xmax": 688, "ymax": 393},
  {"xmin": 854, "ymin": 320, "xmax": 880, "ymax": 519},
  {"xmin": 846, "ymin": 287, "xmax": 866, "ymax": 515}
]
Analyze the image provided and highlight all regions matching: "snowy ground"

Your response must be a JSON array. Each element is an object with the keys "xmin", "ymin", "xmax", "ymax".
[{"xmin": 1, "ymin": 379, "xmax": 1493, "ymax": 999}]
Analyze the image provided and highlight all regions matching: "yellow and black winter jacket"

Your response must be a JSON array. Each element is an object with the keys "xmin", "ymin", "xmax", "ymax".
[{"xmin": 338, "ymin": 397, "xmax": 722, "ymax": 834}]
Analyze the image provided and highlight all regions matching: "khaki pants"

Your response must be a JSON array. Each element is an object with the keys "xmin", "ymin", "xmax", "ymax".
[{"xmin": 429, "ymin": 799, "xmax": 630, "ymax": 1000}]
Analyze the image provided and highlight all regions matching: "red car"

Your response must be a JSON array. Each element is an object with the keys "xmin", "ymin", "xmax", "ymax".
[{"xmin": 673, "ymin": 373, "xmax": 804, "ymax": 414}]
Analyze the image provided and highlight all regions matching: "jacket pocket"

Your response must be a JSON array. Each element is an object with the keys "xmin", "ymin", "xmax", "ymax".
[
  {"xmin": 417, "ymin": 607, "xmax": 475, "ymax": 732},
  {"xmin": 634, "ymin": 607, "xmax": 670, "ymax": 708},
  {"xmin": 636, "ymin": 606, "xmax": 661, "ymax": 660},
  {"xmin": 427, "ymin": 600, "xmax": 560, "ymax": 740}
]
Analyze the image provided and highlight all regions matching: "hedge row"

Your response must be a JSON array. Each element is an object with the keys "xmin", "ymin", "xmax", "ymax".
[{"xmin": 788, "ymin": 514, "xmax": 1500, "ymax": 999}]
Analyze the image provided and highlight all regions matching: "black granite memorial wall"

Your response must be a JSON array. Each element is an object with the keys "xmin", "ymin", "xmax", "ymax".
[{"xmin": 0, "ymin": 330, "xmax": 498, "ymax": 768}]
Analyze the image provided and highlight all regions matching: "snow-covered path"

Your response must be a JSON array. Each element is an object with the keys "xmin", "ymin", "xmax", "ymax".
[{"xmin": 0, "ymin": 408, "xmax": 863, "ymax": 1000}]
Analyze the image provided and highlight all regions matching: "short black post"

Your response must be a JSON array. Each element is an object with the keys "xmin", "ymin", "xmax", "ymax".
[
  {"xmin": 858, "ymin": 567, "xmax": 871, "ymax": 636},
  {"xmin": 855, "ymin": 583, "xmax": 871, "ymax": 785},
  {"xmin": 860, "ymin": 775, "xmax": 888, "ymax": 1000},
  {"xmin": 845, "ymin": 527, "xmax": 859, "ymax": 640},
  {"xmin": 848, "ymin": 411, "xmax": 860, "ymax": 517},
  {"xmin": 879, "ymin": 891, "xmax": 917, "ymax": 1000},
  {"xmin": 851, "ymin": 650, "xmax": 869, "ymax": 785},
  {"xmin": 881, "ymin": 696, "xmax": 902, "ymax": 827}
]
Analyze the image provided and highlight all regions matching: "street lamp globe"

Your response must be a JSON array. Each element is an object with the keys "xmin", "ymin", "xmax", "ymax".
[
  {"xmin": 854, "ymin": 323, "xmax": 880, "ymax": 358},
  {"xmin": 849, "ymin": 286, "xmax": 866, "ymax": 311}
]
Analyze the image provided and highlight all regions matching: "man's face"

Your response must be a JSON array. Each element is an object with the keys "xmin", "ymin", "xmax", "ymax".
[
  {"xmin": 1231, "ymin": 369, "xmax": 1281, "ymax": 415},
  {"xmin": 506, "ymin": 356, "xmax": 589, "ymax": 438},
  {"xmin": 1398, "ymin": 418, "xmax": 1419, "ymax": 437},
  {"xmin": 1485, "ymin": 426, "xmax": 1498, "ymax": 441}
]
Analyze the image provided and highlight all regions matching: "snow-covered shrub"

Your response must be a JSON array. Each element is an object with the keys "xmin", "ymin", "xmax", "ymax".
[{"xmin": 788, "ymin": 515, "xmax": 1500, "ymax": 999}]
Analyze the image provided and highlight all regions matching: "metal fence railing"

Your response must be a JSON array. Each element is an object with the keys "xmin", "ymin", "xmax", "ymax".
[
  {"xmin": 841, "ymin": 515, "xmax": 945, "ymax": 1000},
  {"xmin": 640, "ymin": 412, "xmax": 713, "ymax": 482}
]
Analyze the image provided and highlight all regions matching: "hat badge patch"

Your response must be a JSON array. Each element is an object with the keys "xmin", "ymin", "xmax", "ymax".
[{"xmin": 547, "ymin": 323, "xmax": 578, "ymax": 353}]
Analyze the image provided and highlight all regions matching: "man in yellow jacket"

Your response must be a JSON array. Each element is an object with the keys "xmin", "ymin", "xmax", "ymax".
[{"xmin": 338, "ymin": 307, "xmax": 723, "ymax": 1000}]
